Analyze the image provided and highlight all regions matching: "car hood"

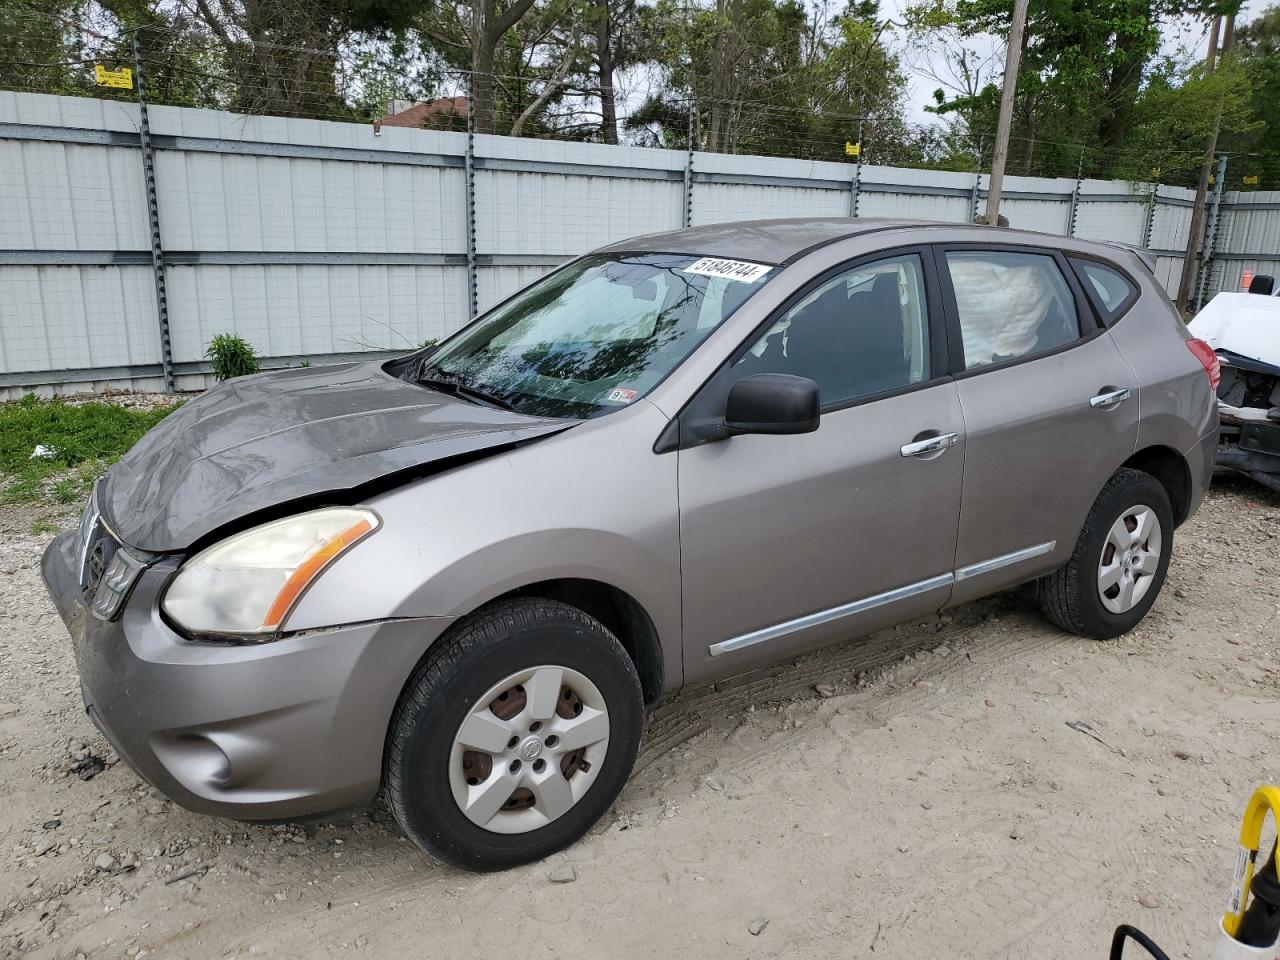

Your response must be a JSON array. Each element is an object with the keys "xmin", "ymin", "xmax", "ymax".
[
  {"xmin": 1189, "ymin": 291, "xmax": 1280, "ymax": 369},
  {"xmin": 103, "ymin": 361, "xmax": 573, "ymax": 552}
]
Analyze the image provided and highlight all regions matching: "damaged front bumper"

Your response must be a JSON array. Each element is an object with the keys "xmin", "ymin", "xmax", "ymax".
[
  {"xmin": 1216, "ymin": 407, "xmax": 1280, "ymax": 493},
  {"xmin": 41, "ymin": 528, "xmax": 452, "ymax": 820},
  {"xmin": 1215, "ymin": 354, "xmax": 1280, "ymax": 493}
]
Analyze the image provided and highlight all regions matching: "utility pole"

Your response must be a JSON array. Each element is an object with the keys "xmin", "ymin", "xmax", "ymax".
[
  {"xmin": 984, "ymin": 0, "xmax": 1029, "ymax": 226},
  {"xmin": 1176, "ymin": 14, "xmax": 1233, "ymax": 312}
]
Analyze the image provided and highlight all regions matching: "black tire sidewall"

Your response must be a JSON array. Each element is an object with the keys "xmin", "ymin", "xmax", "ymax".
[
  {"xmin": 391, "ymin": 611, "xmax": 642, "ymax": 871},
  {"xmin": 1074, "ymin": 475, "xmax": 1174, "ymax": 637}
]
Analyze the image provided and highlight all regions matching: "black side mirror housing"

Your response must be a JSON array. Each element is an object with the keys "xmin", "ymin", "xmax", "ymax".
[{"xmin": 724, "ymin": 373, "xmax": 820, "ymax": 436}]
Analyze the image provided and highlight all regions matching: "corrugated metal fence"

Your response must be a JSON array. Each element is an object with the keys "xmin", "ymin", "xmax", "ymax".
[{"xmin": 3, "ymin": 91, "xmax": 1279, "ymax": 397}]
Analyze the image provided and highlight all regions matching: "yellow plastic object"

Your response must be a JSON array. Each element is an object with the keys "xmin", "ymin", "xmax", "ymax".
[{"xmin": 1223, "ymin": 786, "xmax": 1280, "ymax": 938}]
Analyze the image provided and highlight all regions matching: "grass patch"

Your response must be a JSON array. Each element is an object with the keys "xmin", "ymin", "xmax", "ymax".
[
  {"xmin": 0, "ymin": 396, "xmax": 177, "ymax": 505},
  {"xmin": 30, "ymin": 519, "xmax": 60, "ymax": 535}
]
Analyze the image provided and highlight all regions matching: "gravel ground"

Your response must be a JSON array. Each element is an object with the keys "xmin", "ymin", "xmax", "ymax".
[{"xmin": 0, "ymin": 474, "xmax": 1277, "ymax": 960}]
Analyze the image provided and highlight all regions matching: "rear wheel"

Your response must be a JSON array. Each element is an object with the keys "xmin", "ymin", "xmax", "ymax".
[
  {"xmin": 1037, "ymin": 468, "xmax": 1173, "ymax": 640},
  {"xmin": 385, "ymin": 598, "xmax": 643, "ymax": 871}
]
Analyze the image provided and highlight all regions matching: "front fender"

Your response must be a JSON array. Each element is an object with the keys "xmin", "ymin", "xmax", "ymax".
[{"xmin": 283, "ymin": 404, "xmax": 682, "ymax": 684}]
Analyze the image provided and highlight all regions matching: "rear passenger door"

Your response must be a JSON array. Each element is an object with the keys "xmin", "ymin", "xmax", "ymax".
[{"xmin": 937, "ymin": 246, "xmax": 1140, "ymax": 604}]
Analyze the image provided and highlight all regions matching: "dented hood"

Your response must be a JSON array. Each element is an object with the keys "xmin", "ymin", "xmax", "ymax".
[
  {"xmin": 103, "ymin": 361, "xmax": 571, "ymax": 552},
  {"xmin": 1189, "ymin": 292, "xmax": 1280, "ymax": 369}
]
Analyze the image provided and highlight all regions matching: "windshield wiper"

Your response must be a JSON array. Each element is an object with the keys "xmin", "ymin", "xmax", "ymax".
[{"xmin": 417, "ymin": 373, "xmax": 514, "ymax": 411}]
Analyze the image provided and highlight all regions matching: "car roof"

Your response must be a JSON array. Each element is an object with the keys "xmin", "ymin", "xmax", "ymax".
[
  {"xmin": 599, "ymin": 217, "xmax": 920, "ymax": 265},
  {"xmin": 599, "ymin": 217, "xmax": 1131, "ymax": 268}
]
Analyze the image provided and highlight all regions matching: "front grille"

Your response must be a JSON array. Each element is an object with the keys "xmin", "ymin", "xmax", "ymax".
[{"xmin": 77, "ymin": 493, "xmax": 119, "ymax": 603}]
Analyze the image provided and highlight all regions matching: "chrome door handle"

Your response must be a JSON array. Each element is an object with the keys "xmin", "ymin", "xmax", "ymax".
[
  {"xmin": 900, "ymin": 432, "xmax": 959, "ymax": 458},
  {"xmin": 1090, "ymin": 388, "xmax": 1132, "ymax": 409}
]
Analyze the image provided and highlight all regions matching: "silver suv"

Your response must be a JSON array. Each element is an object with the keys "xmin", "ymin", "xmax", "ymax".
[{"xmin": 42, "ymin": 219, "xmax": 1219, "ymax": 870}]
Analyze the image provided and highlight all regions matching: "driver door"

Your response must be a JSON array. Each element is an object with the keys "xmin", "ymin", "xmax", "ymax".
[{"xmin": 676, "ymin": 251, "xmax": 965, "ymax": 684}]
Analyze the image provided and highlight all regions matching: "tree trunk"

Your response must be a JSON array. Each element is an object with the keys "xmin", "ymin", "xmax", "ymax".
[
  {"xmin": 595, "ymin": 0, "xmax": 618, "ymax": 144},
  {"xmin": 1097, "ymin": 0, "xmax": 1152, "ymax": 171},
  {"xmin": 470, "ymin": 0, "xmax": 538, "ymax": 134}
]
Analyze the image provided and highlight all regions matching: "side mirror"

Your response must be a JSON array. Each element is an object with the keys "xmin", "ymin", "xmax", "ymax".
[{"xmin": 725, "ymin": 373, "xmax": 820, "ymax": 436}]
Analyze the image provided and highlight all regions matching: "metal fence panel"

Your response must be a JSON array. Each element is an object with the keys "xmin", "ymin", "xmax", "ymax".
[
  {"xmin": 165, "ymin": 264, "xmax": 469, "ymax": 362},
  {"xmin": 0, "ymin": 265, "xmax": 159, "ymax": 371},
  {"xmin": 1, "ymin": 91, "xmax": 1278, "ymax": 396}
]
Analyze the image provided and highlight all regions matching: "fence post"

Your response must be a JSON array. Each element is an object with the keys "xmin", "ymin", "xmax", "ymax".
[
  {"xmin": 849, "ymin": 120, "xmax": 863, "ymax": 218},
  {"xmin": 1067, "ymin": 151, "xmax": 1083, "ymax": 238},
  {"xmin": 132, "ymin": 33, "xmax": 174, "ymax": 393},
  {"xmin": 464, "ymin": 85, "xmax": 479, "ymax": 320},
  {"xmin": 682, "ymin": 108, "xmax": 695, "ymax": 228},
  {"xmin": 1142, "ymin": 180, "xmax": 1159, "ymax": 249},
  {"xmin": 1195, "ymin": 154, "xmax": 1229, "ymax": 311}
]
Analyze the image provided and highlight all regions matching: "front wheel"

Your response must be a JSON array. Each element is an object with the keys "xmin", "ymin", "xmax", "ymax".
[
  {"xmin": 384, "ymin": 598, "xmax": 643, "ymax": 871},
  {"xmin": 1037, "ymin": 468, "xmax": 1174, "ymax": 640}
]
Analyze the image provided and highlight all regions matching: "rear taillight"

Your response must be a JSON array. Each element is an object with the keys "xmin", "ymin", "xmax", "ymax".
[{"xmin": 1186, "ymin": 338, "xmax": 1221, "ymax": 390}]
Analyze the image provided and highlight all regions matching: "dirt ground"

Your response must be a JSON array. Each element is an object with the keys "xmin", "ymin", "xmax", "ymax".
[{"xmin": 0, "ymin": 475, "xmax": 1277, "ymax": 960}]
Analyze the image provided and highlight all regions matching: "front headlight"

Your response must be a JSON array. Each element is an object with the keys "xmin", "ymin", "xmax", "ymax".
[{"xmin": 162, "ymin": 507, "xmax": 380, "ymax": 638}]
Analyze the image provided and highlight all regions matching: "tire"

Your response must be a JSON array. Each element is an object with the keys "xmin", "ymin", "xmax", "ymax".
[
  {"xmin": 385, "ymin": 598, "xmax": 643, "ymax": 871},
  {"xmin": 1037, "ymin": 468, "xmax": 1174, "ymax": 640}
]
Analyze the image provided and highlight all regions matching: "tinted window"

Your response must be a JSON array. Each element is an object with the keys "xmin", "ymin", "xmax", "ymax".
[
  {"xmin": 945, "ymin": 250, "xmax": 1081, "ymax": 369},
  {"xmin": 1071, "ymin": 258, "xmax": 1136, "ymax": 322},
  {"xmin": 735, "ymin": 254, "xmax": 930, "ymax": 406}
]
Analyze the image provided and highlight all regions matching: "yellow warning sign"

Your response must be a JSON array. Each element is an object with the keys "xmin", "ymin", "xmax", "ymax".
[
  {"xmin": 844, "ymin": 141, "xmax": 861, "ymax": 158},
  {"xmin": 1243, "ymin": 175, "xmax": 1260, "ymax": 185},
  {"xmin": 94, "ymin": 65, "xmax": 133, "ymax": 89}
]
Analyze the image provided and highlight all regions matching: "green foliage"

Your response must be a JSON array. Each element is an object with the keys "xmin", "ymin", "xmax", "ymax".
[
  {"xmin": 627, "ymin": 0, "xmax": 907, "ymax": 162},
  {"xmin": 1, "ymin": 0, "xmax": 1272, "ymax": 184},
  {"xmin": 1226, "ymin": 6, "xmax": 1280, "ymax": 191},
  {"xmin": 0, "ymin": 396, "xmax": 176, "ymax": 505},
  {"xmin": 907, "ymin": 0, "xmax": 1256, "ymax": 183},
  {"xmin": 1116, "ymin": 57, "xmax": 1261, "ymax": 183},
  {"xmin": 30, "ymin": 519, "xmax": 60, "ymax": 535},
  {"xmin": 205, "ymin": 334, "xmax": 260, "ymax": 381}
]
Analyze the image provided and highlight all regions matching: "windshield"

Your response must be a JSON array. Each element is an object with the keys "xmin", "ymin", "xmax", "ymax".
[{"xmin": 414, "ymin": 253, "xmax": 772, "ymax": 418}]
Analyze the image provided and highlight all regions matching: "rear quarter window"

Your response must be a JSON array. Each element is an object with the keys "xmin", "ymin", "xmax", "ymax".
[{"xmin": 1070, "ymin": 259, "xmax": 1137, "ymax": 324}]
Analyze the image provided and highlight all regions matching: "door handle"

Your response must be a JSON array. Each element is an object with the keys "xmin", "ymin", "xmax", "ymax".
[
  {"xmin": 900, "ymin": 432, "xmax": 959, "ymax": 458},
  {"xmin": 1090, "ymin": 387, "xmax": 1132, "ymax": 409}
]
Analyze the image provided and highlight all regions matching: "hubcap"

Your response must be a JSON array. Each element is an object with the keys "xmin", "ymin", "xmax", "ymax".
[
  {"xmin": 448, "ymin": 665, "xmax": 610, "ymax": 835},
  {"xmin": 1098, "ymin": 504, "xmax": 1162, "ymax": 614}
]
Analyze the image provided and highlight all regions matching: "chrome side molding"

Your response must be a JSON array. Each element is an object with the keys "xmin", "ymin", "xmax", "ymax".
[
  {"xmin": 708, "ymin": 540, "xmax": 1057, "ymax": 657},
  {"xmin": 708, "ymin": 573, "xmax": 954, "ymax": 657},
  {"xmin": 954, "ymin": 540, "xmax": 1056, "ymax": 582}
]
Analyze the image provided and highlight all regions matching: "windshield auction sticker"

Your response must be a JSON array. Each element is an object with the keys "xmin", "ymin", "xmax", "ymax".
[{"xmin": 681, "ymin": 257, "xmax": 772, "ymax": 283}]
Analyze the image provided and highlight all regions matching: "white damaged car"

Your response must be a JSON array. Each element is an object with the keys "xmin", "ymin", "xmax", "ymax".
[{"xmin": 1189, "ymin": 277, "xmax": 1280, "ymax": 492}]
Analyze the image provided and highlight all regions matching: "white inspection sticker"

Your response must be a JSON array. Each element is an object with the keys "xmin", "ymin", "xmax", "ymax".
[{"xmin": 681, "ymin": 257, "xmax": 772, "ymax": 283}]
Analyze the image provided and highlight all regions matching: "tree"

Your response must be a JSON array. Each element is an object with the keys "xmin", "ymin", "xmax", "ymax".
[
  {"xmin": 626, "ymin": 0, "xmax": 906, "ymax": 160},
  {"xmin": 908, "ymin": 0, "xmax": 1245, "ymax": 180},
  {"xmin": 1228, "ymin": 6, "xmax": 1280, "ymax": 191}
]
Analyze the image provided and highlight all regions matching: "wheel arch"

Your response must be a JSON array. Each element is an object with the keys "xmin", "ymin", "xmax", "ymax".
[
  {"xmin": 501, "ymin": 579, "xmax": 665, "ymax": 705},
  {"xmin": 1122, "ymin": 445, "xmax": 1193, "ymax": 526}
]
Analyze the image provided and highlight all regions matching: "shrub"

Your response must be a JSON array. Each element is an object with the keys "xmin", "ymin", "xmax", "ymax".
[{"xmin": 205, "ymin": 334, "xmax": 260, "ymax": 381}]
